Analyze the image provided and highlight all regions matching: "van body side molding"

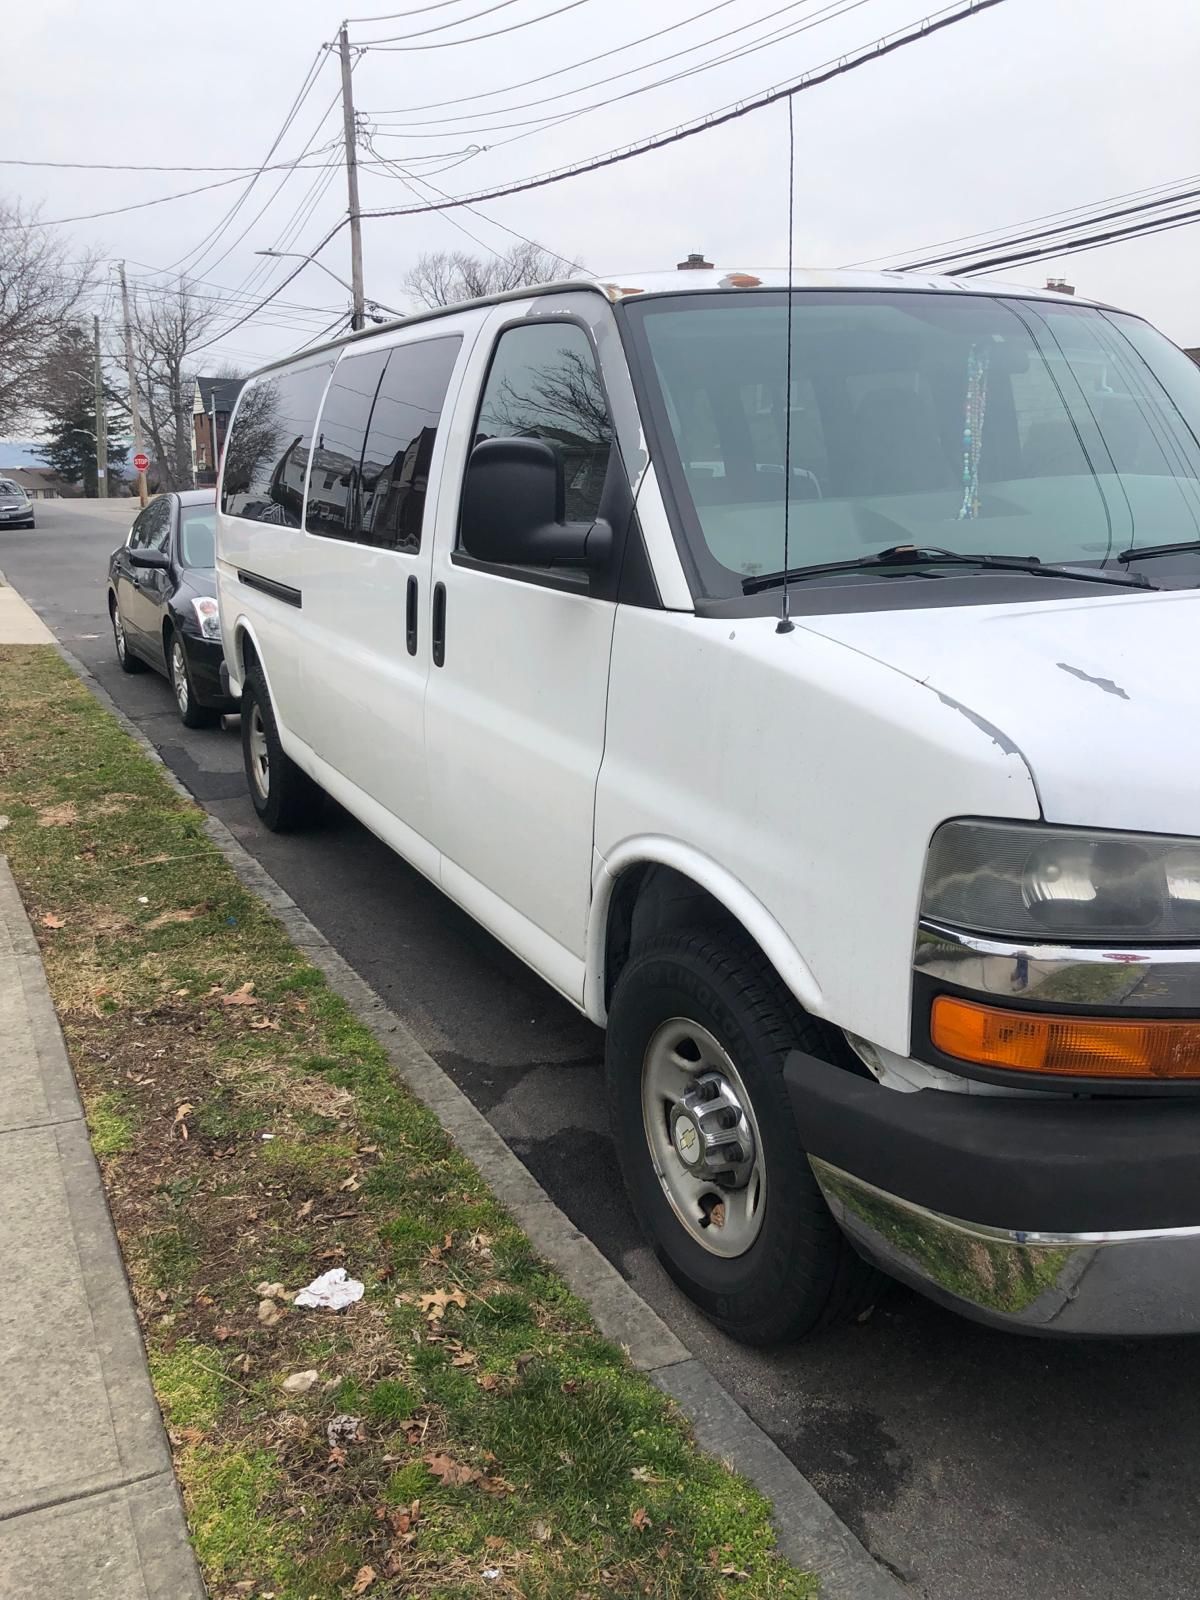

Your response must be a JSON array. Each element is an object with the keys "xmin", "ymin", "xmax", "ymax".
[{"xmin": 237, "ymin": 568, "xmax": 302, "ymax": 609}]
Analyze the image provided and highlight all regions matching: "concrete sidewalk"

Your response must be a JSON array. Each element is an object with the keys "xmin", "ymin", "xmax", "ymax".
[
  {"xmin": 0, "ymin": 860, "xmax": 204, "ymax": 1599},
  {"xmin": 0, "ymin": 570, "xmax": 54, "ymax": 644}
]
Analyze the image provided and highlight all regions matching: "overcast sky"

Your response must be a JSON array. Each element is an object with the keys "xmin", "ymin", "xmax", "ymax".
[{"xmin": 3, "ymin": 0, "xmax": 1198, "ymax": 380}]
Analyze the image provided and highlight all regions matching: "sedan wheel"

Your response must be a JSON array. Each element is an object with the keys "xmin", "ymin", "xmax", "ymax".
[
  {"xmin": 171, "ymin": 639, "xmax": 190, "ymax": 716},
  {"xmin": 168, "ymin": 633, "xmax": 218, "ymax": 728},
  {"xmin": 112, "ymin": 601, "xmax": 144, "ymax": 674}
]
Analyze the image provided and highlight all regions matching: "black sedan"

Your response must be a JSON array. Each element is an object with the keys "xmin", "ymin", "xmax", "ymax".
[{"xmin": 107, "ymin": 490, "xmax": 236, "ymax": 728}]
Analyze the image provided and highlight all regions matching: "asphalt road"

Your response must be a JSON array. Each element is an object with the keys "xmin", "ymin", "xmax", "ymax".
[{"xmin": 5, "ymin": 498, "xmax": 1199, "ymax": 1600}]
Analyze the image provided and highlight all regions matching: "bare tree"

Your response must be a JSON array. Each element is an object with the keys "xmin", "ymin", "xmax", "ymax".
[
  {"xmin": 127, "ymin": 281, "xmax": 216, "ymax": 490},
  {"xmin": 404, "ymin": 242, "xmax": 578, "ymax": 309},
  {"xmin": 0, "ymin": 198, "xmax": 95, "ymax": 433}
]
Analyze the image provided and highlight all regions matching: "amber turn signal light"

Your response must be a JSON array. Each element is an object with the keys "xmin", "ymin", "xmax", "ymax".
[{"xmin": 930, "ymin": 996, "xmax": 1200, "ymax": 1078}]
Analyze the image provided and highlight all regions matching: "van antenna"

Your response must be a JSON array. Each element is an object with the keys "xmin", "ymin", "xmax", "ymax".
[{"xmin": 777, "ymin": 93, "xmax": 797, "ymax": 636}]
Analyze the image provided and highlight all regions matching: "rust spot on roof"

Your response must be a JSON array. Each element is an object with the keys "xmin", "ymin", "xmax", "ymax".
[
  {"xmin": 720, "ymin": 272, "xmax": 762, "ymax": 288},
  {"xmin": 601, "ymin": 283, "xmax": 646, "ymax": 300}
]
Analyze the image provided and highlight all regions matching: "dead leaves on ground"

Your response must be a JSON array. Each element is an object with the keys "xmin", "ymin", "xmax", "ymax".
[
  {"xmin": 39, "ymin": 911, "xmax": 66, "ymax": 929},
  {"xmin": 416, "ymin": 1287, "xmax": 467, "ymax": 1322},
  {"xmin": 219, "ymin": 981, "xmax": 258, "ymax": 1007},
  {"xmin": 423, "ymin": 1452, "xmax": 512, "ymax": 1495}
]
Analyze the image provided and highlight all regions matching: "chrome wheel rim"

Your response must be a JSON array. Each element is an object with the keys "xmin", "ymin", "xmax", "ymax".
[
  {"xmin": 247, "ymin": 703, "xmax": 270, "ymax": 800},
  {"xmin": 641, "ymin": 1018, "xmax": 767, "ymax": 1258},
  {"xmin": 171, "ymin": 641, "xmax": 188, "ymax": 715},
  {"xmin": 112, "ymin": 608, "xmax": 126, "ymax": 660}
]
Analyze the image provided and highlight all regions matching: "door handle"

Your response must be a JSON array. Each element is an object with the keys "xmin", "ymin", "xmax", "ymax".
[
  {"xmin": 432, "ymin": 581, "xmax": 446, "ymax": 668},
  {"xmin": 406, "ymin": 575, "xmax": 418, "ymax": 657}
]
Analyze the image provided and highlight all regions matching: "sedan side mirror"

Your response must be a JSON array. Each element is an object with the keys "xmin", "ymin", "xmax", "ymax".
[
  {"xmin": 459, "ymin": 437, "xmax": 611, "ymax": 569},
  {"xmin": 128, "ymin": 547, "xmax": 170, "ymax": 570}
]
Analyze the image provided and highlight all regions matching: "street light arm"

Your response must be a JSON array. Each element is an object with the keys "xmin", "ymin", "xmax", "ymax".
[{"xmin": 255, "ymin": 249, "xmax": 404, "ymax": 320}]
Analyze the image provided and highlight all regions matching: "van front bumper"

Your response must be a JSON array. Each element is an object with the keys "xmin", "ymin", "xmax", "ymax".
[{"xmin": 786, "ymin": 1050, "xmax": 1200, "ymax": 1335}]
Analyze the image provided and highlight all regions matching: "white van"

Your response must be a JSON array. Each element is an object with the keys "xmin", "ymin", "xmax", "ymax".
[{"xmin": 217, "ymin": 267, "xmax": 1200, "ymax": 1342}]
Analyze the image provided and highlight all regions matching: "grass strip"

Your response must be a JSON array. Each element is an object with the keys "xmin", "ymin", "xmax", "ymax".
[{"xmin": 0, "ymin": 644, "xmax": 815, "ymax": 1600}]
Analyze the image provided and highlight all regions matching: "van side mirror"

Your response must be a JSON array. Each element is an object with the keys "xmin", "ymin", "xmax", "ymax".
[{"xmin": 459, "ymin": 436, "xmax": 611, "ymax": 569}]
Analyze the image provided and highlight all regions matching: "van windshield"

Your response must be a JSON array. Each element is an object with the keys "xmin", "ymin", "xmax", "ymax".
[{"xmin": 623, "ymin": 290, "xmax": 1200, "ymax": 600}]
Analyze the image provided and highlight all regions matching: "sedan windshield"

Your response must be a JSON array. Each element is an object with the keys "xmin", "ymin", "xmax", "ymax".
[
  {"xmin": 180, "ymin": 507, "xmax": 216, "ymax": 568},
  {"xmin": 623, "ymin": 290, "xmax": 1200, "ymax": 599}
]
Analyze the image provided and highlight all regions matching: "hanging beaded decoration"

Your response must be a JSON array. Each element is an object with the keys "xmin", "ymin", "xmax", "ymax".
[{"xmin": 957, "ymin": 342, "xmax": 990, "ymax": 520}]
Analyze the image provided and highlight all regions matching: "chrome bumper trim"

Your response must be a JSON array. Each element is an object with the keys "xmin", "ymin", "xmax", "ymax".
[
  {"xmin": 811, "ymin": 1157, "xmax": 1200, "ymax": 1336},
  {"xmin": 915, "ymin": 920, "xmax": 1200, "ymax": 1010}
]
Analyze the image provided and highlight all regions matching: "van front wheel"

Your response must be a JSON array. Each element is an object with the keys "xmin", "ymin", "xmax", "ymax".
[
  {"xmin": 605, "ymin": 929, "xmax": 879, "ymax": 1344},
  {"xmin": 239, "ymin": 666, "xmax": 322, "ymax": 831}
]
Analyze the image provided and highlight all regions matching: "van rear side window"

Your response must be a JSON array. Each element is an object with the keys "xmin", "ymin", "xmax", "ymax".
[
  {"xmin": 360, "ymin": 336, "xmax": 461, "ymax": 554},
  {"xmin": 305, "ymin": 350, "xmax": 390, "ymax": 539},
  {"xmin": 304, "ymin": 336, "xmax": 460, "ymax": 554},
  {"xmin": 221, "ymin": 361, "xmax": 333, "ymax": 526}
]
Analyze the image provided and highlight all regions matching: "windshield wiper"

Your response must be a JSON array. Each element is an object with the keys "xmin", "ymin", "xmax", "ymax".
[
  {"xmin": 1117, "ymin": 538, "xmax": 1200, "ymax": 563},
  {"xmin": 742, "ymin": 544, "xmax": 1153, "ymax": 594}
]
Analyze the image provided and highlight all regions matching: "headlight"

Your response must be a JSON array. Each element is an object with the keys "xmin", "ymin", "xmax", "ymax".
[
  {"xmin": 190, "ymin": 597, "xmax": 221, "ymax": 640},
  {"xmin": 922, "ymin": 820, "xmax": 1200, "ymax": 941}
]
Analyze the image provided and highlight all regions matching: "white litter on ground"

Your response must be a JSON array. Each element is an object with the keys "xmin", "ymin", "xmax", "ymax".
[{"xmin": 293, "ymin": 1267, "xmax": 364, "ymax": 1310}]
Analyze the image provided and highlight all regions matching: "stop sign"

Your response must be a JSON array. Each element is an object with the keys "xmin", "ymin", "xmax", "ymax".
[{"xmin": 133, "ymin": 452, "xmax": 149, "ymax": 473}]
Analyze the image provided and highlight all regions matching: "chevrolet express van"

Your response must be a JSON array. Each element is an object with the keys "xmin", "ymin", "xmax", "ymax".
[{"xmin": 216, "ymin": 267, "xmax": 1200, "ymax": 1342}]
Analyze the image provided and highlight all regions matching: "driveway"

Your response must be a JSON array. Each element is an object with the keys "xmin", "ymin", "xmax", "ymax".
[{"xmin": 4, "ymin": 497, "xmax": 1199, "ymax": 1600}]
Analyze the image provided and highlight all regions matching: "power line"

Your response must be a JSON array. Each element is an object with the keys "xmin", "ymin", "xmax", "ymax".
[
  {"xmin": 348, "ymin": 0, "xmax": 516, "ymax": 17},
  {"xmin": 955, "ymin": 205, "xmax": 1200, "ymax": 277},
  {"xmin": 367, "ymin": 0, "xmax": 744, "ymax": 114},
  {"xmin": 356, "ymin": 0, "xmax": 527, "ymax": 43},
  {"xmin": 895, "ymin": 181, "xmax": 1200, "ymax": 272},
  {"xmin": 0, "ymin": 154, "xmax": 353, "ymax": 173},
  {"xmin": 119, "ymin": 258, "xmax": 340, "ymax": 315},
  {"xmin": 364, "ymin": 0, "xmax": 877, "ymax": 144},
  {"xmin": 0, "ymin": 171, "xmax": 276, "ymax": 229},
  {"xmin": 362, "ymin": 0, "xmax": 592, "ymax": 50},
  {"xmin": 846, "ymin": 171, "xmax": 1200, "ymax": 269},
  {"xmin": 368, "ymin": 0, "xmax": 842, "ymax": 128},
  {"xmin": 94, "ymin": 275, "xmax": 342, "ymax": 330},
  {"xmin": 359, "ymin": 0, "xmax": 1008, "ymax": 221},
  {"xmin": 167, "ymin": 46, "xmax": 330, "ymax": 277},
  {"xmin": 186, "ymin": 217, "xmax": 351, "ymax": 356},
  {"xmin": 363, "ymin": 134, "xmax": 582, "ymax": 265}
]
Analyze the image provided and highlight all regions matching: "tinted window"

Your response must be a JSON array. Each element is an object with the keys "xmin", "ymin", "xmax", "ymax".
[
  {"xmin": 361, "ymin": 337, "xmax": 461, "ymax": 553},
  {"xmin": 473, "ymin": 322, "xmax": 612, "ymax": 525},
  {"xmin": 180, "ymin": 507, "xmax": 215, "ymax": 568},
  {"xmin": 305, "ymin": 349, "xmax": 390, "ymax": 539},
  {"xmin": 131, "ymin": 497, "xmax": 171, "ymax": 550},
  {"xmin": 221, "ymin": 361, "xmax": 333, "ymax": 525}
]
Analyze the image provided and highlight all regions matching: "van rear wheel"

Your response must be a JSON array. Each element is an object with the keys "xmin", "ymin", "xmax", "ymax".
[
  {"xmin": 239, "ymin": 665, "xmax": 322, "ymax": 831},
  {"xmin": 605, "ymin": 929, "xmax": 879, "ymax": 1344}
]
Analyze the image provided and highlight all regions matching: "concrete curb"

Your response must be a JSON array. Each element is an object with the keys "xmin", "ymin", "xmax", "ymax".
[{"xmin": 48, "ymin": 637, "xmax": 906, "ymax": 1599}]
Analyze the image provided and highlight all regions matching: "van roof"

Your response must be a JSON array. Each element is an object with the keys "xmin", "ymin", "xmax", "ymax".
[{"xmin": 246, "ymin": 266, "xmax": 1109, "ymax": 378}]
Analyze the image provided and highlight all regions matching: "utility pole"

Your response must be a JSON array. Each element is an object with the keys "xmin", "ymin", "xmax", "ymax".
[
  {"xmin": 92, "ymin": 314, "xmax": 108, "ymax": 500},
  {"xmin": 117, "ymin": 261, "xmax": 148, "ymax": 506},
  {"xmin": 338, "ymin": 26, "xmax": 366, "ymax": 332}
]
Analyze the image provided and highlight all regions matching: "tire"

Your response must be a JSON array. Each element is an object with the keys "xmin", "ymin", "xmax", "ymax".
[
  {"xmin": 110, "ymin": 595, "xmax": 145, "ymax": 673},
  {"xmin": 606, "ymin": 928, "xmax": 880, "ymax": 1344},
  {"xmin": 239, "ymin": 662, "xmax": 322, "ymax": 831},
  {"xmin": 167, "ymin": 631, "xmax": 218, "ymax": 729}
]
